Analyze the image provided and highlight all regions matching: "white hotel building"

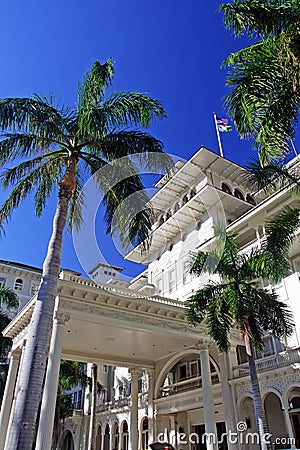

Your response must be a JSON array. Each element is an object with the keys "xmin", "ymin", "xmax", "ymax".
[{"xmin": 0, "ymin": 146, "xmax": 300, "ymax": 450}]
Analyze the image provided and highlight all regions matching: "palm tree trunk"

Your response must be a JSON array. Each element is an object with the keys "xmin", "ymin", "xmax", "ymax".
[
  {"xmin": 6, "ymin": 159, "xmax": 76, "ymax": 450},
  {"xmin": 244, "ymin": 333, "xmax": 270, "ymax": 450},
  {"xmin": 87, "ymin": 363, "xmax": 98, "ymax": 450}
]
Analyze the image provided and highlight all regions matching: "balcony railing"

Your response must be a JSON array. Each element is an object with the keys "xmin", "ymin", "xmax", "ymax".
[
  {"xmin": 96, "ymin": 392, "xmax": 148, "ymax": 413},
  {"xmin": 159, "ymin": 373, "xmax": 219, "ymax": 398},
  {"xmin": 232, "ymin": 347, "xmax": 300, "ymax": 378}
]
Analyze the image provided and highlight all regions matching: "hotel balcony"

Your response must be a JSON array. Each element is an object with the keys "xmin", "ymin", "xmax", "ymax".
[{"xmin": 232, "ymin": 347, "xmax": 300, "ymax": 379}]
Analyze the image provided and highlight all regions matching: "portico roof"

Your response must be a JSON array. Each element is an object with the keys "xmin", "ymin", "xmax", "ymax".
[{"xmin": 3, "ymin": 272, "xmax": 208, "ymax": 369}]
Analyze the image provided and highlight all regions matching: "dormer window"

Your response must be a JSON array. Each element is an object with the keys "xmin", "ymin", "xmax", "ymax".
[
  {"xmin": 246, "ymin": 193, "xmax": 256, "ymax": 205},
  {"xmin": 234, "ymin": 188, "xmax": 244, "ymax": 200},
  {"xmin": 14, "ymin": 278, "xmax": 23, "ymax": 291},
  {"xmin": 221, "ymin": 182, "xmax": 231, "ymax": 194}
]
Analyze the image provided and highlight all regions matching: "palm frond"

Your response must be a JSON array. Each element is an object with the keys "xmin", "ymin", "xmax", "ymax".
[
  {"xmin": 220, "ymin": 0, "xmax": 299, "ymax": 39},
  {"xmin": 86, "ymin": 130, "xmax": 173, "ymax": 174},
  {"xmin": 79, "ymin": 59, "xmax": 115, "ymax": 110},
  {"xmin": 101, "ymin": 92, "xmax": 167, "ymax": 128},
  {"xmin": 0, "ymin": 286, "xmax": 18, "ymax": 310}
]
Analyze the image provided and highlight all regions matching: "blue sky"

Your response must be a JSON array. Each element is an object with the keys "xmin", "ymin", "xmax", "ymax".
[{"xmin": 0, "ymin": 0, "xmax": 294, "ymax": 279}]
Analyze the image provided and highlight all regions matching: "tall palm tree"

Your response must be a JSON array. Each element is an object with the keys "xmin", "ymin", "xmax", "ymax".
[
  {"xmin": 0, "ymin": 286, "xmax": 18, "ymax": 407},
  {"xmin": 219, "ymin": 0, "xmax": 300, "ymax": 163},
  {"xmin": 185, "ymin": 229, "xmax": 293, "ymax": 450},
  {"xmin": 0, "ymin": 59, "xmax": 172, "ymax": 449},
  {"xmin": 52, "ymin": 360, "xmax": 87, "ymax": 450}
]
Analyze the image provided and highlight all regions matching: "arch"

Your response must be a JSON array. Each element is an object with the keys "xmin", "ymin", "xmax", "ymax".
[
  {"xmin": 120, "ymin": 420, "xmax": 129, "ymax": 450},
  {"xmin": 233, "ymin": 188, "xmax": 244, "ymax": 200},
  {"xmin": 261, "ymin": 387, "xmax": 284, "ymax": 410},
  {"xmin": 237, "ymin": 395, "xmax": 257, "ymax": 433},
  {"xmin": 154, "ymin": 349, "xmax": 220, "ymax": 398},
  {"xmin": 173, "ymin": 202, "xmax": 180, "ymax": 213},
  {"xmin": 284, "ymin": 384, "xmax": 300, "ymax": 409},
  {"xmin": 140, "ymin": 416, "xmax": 149, "ymax": 450},
  {"xmin": 221, "ymin": 182, "xmax": 231, "ymax": 195},
  {"xmin": 61, "ymin": 429, "xmax": 75, "ymax": 450},
  {"xmin": 14, "ymin": 278, "xmax": 23, "ymax": 291},
  {"xmin": 158, "ymin": 216, "xmax": 164, "ymax": 227},
  {"xmin": 246, "ymin": 193, "xmax": 256, "ymax": 205},
  {"xmin": 96, "ymin": 424, "xmax": 102, "ymax": 450},
  {"xmin": 264, "ymin": 392, "xmax": 288, "ymax": 444},
  {"xmin": 165, "ymin": 210, "xmax": 172, "ymax": 220},
  {"xmin": 190, "ymin": 188, "xmax": 196, "ymax": 198},
  {"xmin": 286, "ymin": 387, "xmax": 300, "ymax": 449},
  {"xmin": 103, "ymin": 423, "xmax": 110, "ymax": 450},
  {"xmin": 112, "ymin": 420, "xmax": 119, "ymax": 450},
  {"xmin": 182, "ymin": 193, "xmax": 189, "ymax": 204}
]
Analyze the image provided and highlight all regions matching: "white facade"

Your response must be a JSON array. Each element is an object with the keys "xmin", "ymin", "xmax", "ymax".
[{"xmin": 1, "ymin": 146, "xmax": 300, "ymax": 450}]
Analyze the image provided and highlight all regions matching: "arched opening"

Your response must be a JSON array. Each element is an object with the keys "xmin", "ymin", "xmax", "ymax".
[
  {"xmin": 221, "ymin": 182, "xmax": 231, "ymax": 195},
  {"xmin": 182, "ymin": 194, "xmax": 189, "ymax": 204},
  {"xmin": 96, "ymin": 425, "xmax": 102, "ymax": 450},
  {"xmin": 246, "ymin": 193, "xmax": 256, "ymax": 205},
  {"xmin": 190, "ymin": 188, "xmax": 196, "ymax": 198},
  {"xmin": 166, "ymin": 210, "xmax": 171, "ymax": 220},
  {"xmin": 234, "ymin": 188, "xmax": 244, "ymax": 200},
  {"xmin": 62, "ymin": 430, "xmax": 74, "ymax": 450},
  {"xmin": 288, "ymin": 389, "xmax": 300, "ymax": 448},
  {"xmin": 14, "ymin": 278, "xmax": 23, "ymax": 291},
  {"xmin": 174, "ymin": 202, "xmax": 180, "ymax": 213},
  {"xmin": 264, "ymin": 392, "xmax": 288, "ymax": 446},
  {"xmin": 121, "ymin": 421, "xmax": 129, "ymax": 450},
  {"xmin": 141, "ymin": 417, "xmax": 149, "ymax": 450},
  {"xmin": 112, "ymin": 422, "xmax": 119, "ymax": 450},
  {"xmin": 158, "ymin": 353, "xmax": 219, "ymax": 398},
  {"xmin": 238, "ymin": 396, "xmax": 257, "ymax": 449},
  {"xmin": 158, "ymin": 216, "xmax": 164, "ymax": 227},
  {"xmin": 103, "ymin": 424, "xmax": 110, "ymax": 450}
]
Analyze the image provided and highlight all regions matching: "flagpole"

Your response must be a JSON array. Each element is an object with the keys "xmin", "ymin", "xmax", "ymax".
[{"xmin": 213, "ymin": 112, "xmax": 224, "ymax": 157}]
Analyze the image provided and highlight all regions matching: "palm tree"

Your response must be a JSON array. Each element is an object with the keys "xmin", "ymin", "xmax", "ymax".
[
  {"xmin": 0, "ymin": 59, "xmax": 172, "ymax": 449},
  {"xmin": 0, "ymin": 286, "xmax": 18, "ymax": 406},
  {"xmin": 52, "ymin": 360, "xmax": 87, "ymax": 450},
  {"xmin": 219, "ymin": 0, "xmax": 300, "ymax": 163},
  {"xmin": 185, "ymin": 229, "xmax": 293, "ymax": 450},
  {"xmin": 245, "ymin": 157, "xmax": 300, "ymax": 282}
]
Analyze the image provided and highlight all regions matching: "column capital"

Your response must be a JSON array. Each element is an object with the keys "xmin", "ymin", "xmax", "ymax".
[
  {"xmin": 198, "ymin": 339, "xmax": 214, "ymax": 351},
  {"xmin": 54, "ymin": 312, "xmax": 70, "ymax": 325}
]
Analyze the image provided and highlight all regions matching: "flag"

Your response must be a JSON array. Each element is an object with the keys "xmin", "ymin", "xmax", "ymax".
[{"xmin": 216, "ymin": 117, "xmax": 232, "ymax": 133}]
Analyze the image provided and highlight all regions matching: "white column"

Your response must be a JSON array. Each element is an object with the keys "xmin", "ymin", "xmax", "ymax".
[
  {"xmin": 0, "ymin": 350, "xmax": 21, "ymax": 450},
  {"xmin": 200, "ymin": 344, "xmax": 218, "ymax": 450},
  {"xmin": 129, "ymin": 368, "xmax": 139, "ymax": 450},
  {"xmin": 35, "ymin": 312, "xmax": 70, "ymax": 450},
  {"xmin": 218, "ymin": 352, "xmax": 239, "ymax": 450},
  {"xmin": 283, "ymin": 408, "xmax": 297, "ymax": 450},
  {"xmin": 147, "ymin": 368, "xmax": 155, "ymax": 444}
]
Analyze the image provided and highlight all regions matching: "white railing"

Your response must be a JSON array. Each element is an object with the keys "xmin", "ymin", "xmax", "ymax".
[
  {"xmin": 232, "ymin": 347, "xmax": 300, "ymax": 378},
  {"xmin": 96, "ymin": 391, "xmax": 148, "ymax": 413},
  {"xmin": 159, "ymin": 373, "xmax": 219, "ymax": 398},
  {"xmin": 59, "ymin": 271, "xmax": 185, "ymax": 309}
]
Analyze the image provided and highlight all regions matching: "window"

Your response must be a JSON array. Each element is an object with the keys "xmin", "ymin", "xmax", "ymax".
[
  {"xmin": 104, "ymin": 270, "xmax": 107, "ymax": 274},
  {"xmin": 178, "ymin": 363, "xmax": 187, "ymax": 380},
  {"xmin": 183, "ymin": 261, "xmax": 191, "ymax": 284},
  {"xmin": 168, "ymin": 269, "xmax": 175, "ymax": 293},
  {"xmin": 221, "ymin": 182, "xmax": 231, "ymax": 194},
  {"xmin": 31, "ymin": 284, "xmax": 39, "ymax": 296},
  {"xmin": 190, "ymin": 360, "xmax": 200, "ymax": 377},
  {"xmin": 14, "ymin": 278, "xmax": 23, "ymax": 291},
  {"xmin": 236, "ymin": 345, "xmax": 247, "ymax": 364},
  {"xmin": 234, "ymin": 188, "xmax": 244, "ymax": 200},
  {"xmin": 141, "ymin": 418, "xmax": 149, "ymax": 450},
  {"xmin": 246, "ymin": 193, "xmax": 256, "ymax": 205},
  {"xmin": 157, "ymin": 278, "xmax": 163, "ymax": 295},
  {"xmin": 0, "ymin": 277, "xmax": 6, "ymax": 287}
]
